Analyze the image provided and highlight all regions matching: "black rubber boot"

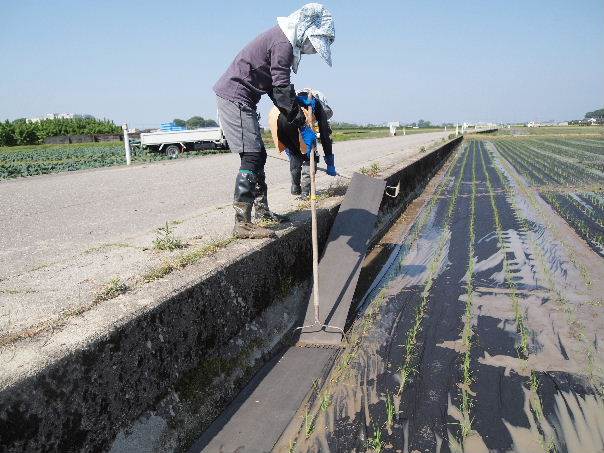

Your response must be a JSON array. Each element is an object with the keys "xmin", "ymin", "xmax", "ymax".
[
  {"xmin": 254, "ymin": 171, "xmax": 289, "ymax": 223},
  {"xmin": 233, "ymin": 172, "xmax": 276, "ymax": 239}
]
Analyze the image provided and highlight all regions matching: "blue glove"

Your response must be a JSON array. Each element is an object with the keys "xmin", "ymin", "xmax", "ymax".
[
  {"xmin": 300, "ymin": 125, "xmax": 317, "ymax": 157},
  {"xmin": 297, "ymin": 96, "xmax": 317, "ymax": 111},
  {"xmin": 284, "ymin": 148, "xmax": 291, "ymax": 158},
  {"xmin": 324, "ymin": 154, "xmax": 336, "ymax": 176}
]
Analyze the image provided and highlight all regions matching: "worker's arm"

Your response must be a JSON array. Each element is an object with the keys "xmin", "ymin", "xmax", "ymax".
[
  {"xmin": 268, "ymin": 42, "xmax": 306, "ymax": 128},
  {"xmin": 312, "ymin": 100, "xmax": 336, "ymax": 175},
  {"xmin": 315, "ymin": 102, "xmax": 333, "ymax": 156},
  {"xmin": 271, "ymin": 85, "xmax": 307, "ymax": 128}
]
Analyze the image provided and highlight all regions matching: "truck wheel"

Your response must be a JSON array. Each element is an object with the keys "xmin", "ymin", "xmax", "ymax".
[{"xmin": 165, "ymin": 144, "xmax": 180, "ymax": 158}]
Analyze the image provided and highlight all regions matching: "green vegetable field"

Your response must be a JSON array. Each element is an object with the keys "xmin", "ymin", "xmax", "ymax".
[{"xmin": 0, "ymin": 143, "xmax": 222, "ymax": 180}]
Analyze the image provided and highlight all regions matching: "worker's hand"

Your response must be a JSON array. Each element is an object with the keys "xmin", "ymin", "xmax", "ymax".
[
  {"xmin": 324, "ymin": 154, "xmax": 336, "ymax": 176},
  {"xmin": 284, "ymin": 148, "xmax": 291, "ymax": 158},
  {"xmin": 297, "ymin": 96, "xmax": 317, "ymax": 112},
  {"xmin": 300, "ymin": 125, "xmax": 317, "ymax": 157}
]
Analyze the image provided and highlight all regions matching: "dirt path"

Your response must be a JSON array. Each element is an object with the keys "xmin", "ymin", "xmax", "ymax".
[{"xmin": 280, "ymin": 140, "xmax": 604, "ymax": 453}]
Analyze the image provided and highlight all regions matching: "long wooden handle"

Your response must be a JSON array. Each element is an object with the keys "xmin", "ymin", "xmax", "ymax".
[{"xmin": 306, "ymin": 99, "xmax": 320, "ymax": 324}]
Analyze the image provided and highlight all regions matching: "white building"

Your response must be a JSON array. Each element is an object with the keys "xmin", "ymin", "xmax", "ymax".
[{"xmin": 27, "ymin": 113, "xmax": 90, "ymax": 123}]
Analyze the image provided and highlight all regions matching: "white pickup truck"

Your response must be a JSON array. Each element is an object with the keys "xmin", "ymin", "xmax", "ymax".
[{"xmin": 139, "ymin": 127, "xmax": 228, "ymax": 158}]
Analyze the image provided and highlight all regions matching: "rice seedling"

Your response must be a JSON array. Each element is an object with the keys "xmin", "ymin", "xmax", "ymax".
[
  {"xmin": 479, "ymin": 145, "xmax": 529, "ymax": 358},
  {"xmin": 304, "ymin": 407, "xmax": 315, "ymax": 439},
  {"xmin": 529, "ymin": 371, "xmax": 544, "ymax": 421},
  {"xmin": 491, "ymin": 144, "xmax": 604, "ymax": 433},
  {"xmin": 385, "ymin": 391, "xmax": 396, "ymax": 430},
  {"xmin": 320, "ymin": 392, "xmax": 332, "ymax": 411},
  {"xmin": 491, "ymin": 148, "xmax": 601, "ymax": 382},
  {"xmin": 367, "ymin": 424, "xmax": 384, "ymax": 453},
  {"xmin": 458, "ymin": 142, "xmax": 478, "ymax": 440},
  {"xmin": 397, "ymin": 144, "xmax": 469, "ymax": 396}
]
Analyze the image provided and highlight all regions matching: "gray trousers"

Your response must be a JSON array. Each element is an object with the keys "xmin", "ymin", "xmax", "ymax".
[{"xmin": 216, "ymin": 95, "xmax": 264, "ymax": 154}]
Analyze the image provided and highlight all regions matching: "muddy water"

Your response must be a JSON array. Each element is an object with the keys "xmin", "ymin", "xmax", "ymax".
[{"xmin": 280, "ymin": 141, "xmax": 604, "ymax": 453}]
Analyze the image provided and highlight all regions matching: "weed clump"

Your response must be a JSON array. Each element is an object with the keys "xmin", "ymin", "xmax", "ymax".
[
  {"xmin": 143, "ymin": 238, "xmax": 234, "ymax": 282},
  {"xmin": 95, "ymin": 277, "xmax": 128, "ymax": 302},
  {"xmin": 153, "ymin": 222, "xmax": 185, "ymax": 251},
  {"xmin": 359, "ymin": 162, "xmax": 382, "ymax": 177}
]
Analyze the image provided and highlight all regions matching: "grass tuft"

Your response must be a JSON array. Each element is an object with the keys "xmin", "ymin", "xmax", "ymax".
[
  {"xmin": 359, "ymin": 162, "xmax": 382, "ymax": 177},
  {"xmin": 153, "ymin": 222, "xmax": 185, "ymax": 251},
  {"xmin": 94, "ymin": 277, "xmax": 128, "ymax": 302},
  {"xmin": 143, "ymin": 238, "xmax": 234, "ymax": 282}
]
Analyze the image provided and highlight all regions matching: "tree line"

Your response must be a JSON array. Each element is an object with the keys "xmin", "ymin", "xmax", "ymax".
[
  {"xmin": 331, "ymin": 119, "xmax": 436, "ymax": 129},
  {"xmin": 172, "ymin": 116, "xmax": 218, "ymax": 129},
  {"xmin": 585, "ymin": 108, "xmax": 604, "ymax": 119},
  {"xmin": 0, "ymin": 117, "xmax": 121, "ymax": 147}
]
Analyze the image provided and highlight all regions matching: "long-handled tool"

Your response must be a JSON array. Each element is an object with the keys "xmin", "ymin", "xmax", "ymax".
[{"xmin": 295, "ymin": 92, "xmax": 344, "ymax": 338}]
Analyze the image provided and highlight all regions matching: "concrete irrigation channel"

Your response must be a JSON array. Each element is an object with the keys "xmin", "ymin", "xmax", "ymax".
[{"xmin": 0, "ymin": 134, "xmax": 459, "ymax": 452}]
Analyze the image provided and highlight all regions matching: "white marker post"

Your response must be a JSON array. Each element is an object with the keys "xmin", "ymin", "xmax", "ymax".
[
  {"xmin": 122, "ymin": 124, "xmax": 131, "ymax": 166},
  {"xmin": 456, "ymin": 123, "xmax": 459, "ymax": 136}
]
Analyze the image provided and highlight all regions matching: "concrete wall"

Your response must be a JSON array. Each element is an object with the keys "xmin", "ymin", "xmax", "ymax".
[{"xmin": 0, "ymin": 137, "xmax": 462, "ymax": 452}]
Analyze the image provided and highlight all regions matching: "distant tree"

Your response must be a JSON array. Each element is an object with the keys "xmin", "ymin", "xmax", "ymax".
[
  {"xmin": 0, "ymin": 117, "xmax": 120, "ymax": 147},
  {"xmin": 186, "ymin": 116, "xmax": 218, "ymax": 129},
  {"xmin": 417, "ymin": 119, "xmax": 432, "ymax": 128},
  {"xmin": 13, "ymin": 121, "xmax": 40, "ymax": 145},
  {"xmin": 331, "ymin": 121, "xmax": 361, "ymax": 129},
  {"xmin": 186, "ymin": 116, "xmax": 205, "ymax": 129},
  {"xmin": 173, "ymin": 118, "xmax": 186, "ymax": 127},
  {"xmin": 0, "ymin": 121, "xmax": 17, "ymax": 146},
  {"xmin": 585, "ymin": 108, "xmax": 604, "ymax": 119}
]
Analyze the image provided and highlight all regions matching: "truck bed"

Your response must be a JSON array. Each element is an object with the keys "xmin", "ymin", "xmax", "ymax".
[{"xmin": 140, "ymin": 127, "xmax": 225, "ymax": 147}]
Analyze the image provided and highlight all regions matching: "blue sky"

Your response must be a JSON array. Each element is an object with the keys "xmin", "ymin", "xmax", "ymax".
[{"xmin": 1, "ymin": 0, "xmax": 603, "ymax": 127}]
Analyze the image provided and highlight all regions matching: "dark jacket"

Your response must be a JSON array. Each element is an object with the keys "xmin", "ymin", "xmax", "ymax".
[
  {"xmin": 213, "ymin": 26, "xmax": 305, "ymax": 128},
  {"xmin": 276, "ymin": 99, "xmax": 333, "ymax": 157}
]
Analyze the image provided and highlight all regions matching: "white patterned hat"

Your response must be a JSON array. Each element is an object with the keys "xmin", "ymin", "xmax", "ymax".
[{"xmin": 277, "ymin": 3, "xmax": 335, "ymax": 74}]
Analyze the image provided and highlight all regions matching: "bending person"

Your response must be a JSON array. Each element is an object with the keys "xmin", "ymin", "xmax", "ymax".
[
  {"xmin": 214, "ymin": 3, "xmax": 335, "ymax": 239},
  {"xmin": 268, "ymin": 89, "xmax": 336, "ymax": 199}
]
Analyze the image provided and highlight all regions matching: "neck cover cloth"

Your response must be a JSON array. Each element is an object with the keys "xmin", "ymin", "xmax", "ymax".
[{"xmin": 277, "ymin": 3, "xmax": 335, "ymax": 74}]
